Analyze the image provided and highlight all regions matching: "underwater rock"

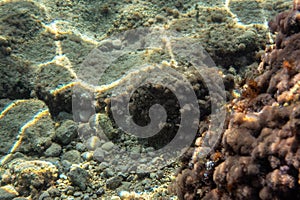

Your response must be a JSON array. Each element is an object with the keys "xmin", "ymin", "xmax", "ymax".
[
  {"xmin": 0, "ymin": 185, "xmax": 18, "ymax": 200},
  {"xmin": 34, "ymin": 63, "xmax": 76, "ymax": 116},
  {"xmin": 0, "ymin": 0, "xmax": 54, "ymax": 62},
  {"xmin": 86, "ymin": 136, "xmax": 101, "ymax": 151},
  {"xmin": 44, "ymin": 143, "xmax": 62, "ymax": 157},
  {"xmin": 67, "ymin": 167, "xmax": 89, "ymax": 191},
  {"xmin": 0, "ymin": 57, "xmax": 33, "ymax": 100},
  {"xmin": 0, "ymin": 99, "xmax": 55, "ymax": 157},
  {"xmin": 168, "ymin": 6, "xmax": 268, "ymax": 69},
  {"xmin": 1, "ymin": 159, "xmax": 58, "ymax": 198},
  {"xmin": 106, "ymin": 176, "xmax": 122, "ymax": 190},
  {"xmin": 93, "ymin": 147, "xmax": 105, "ymax": 162},
  {"xmin": 61, "ymin": 150, "xmax": 81, "ymax": 164},
  {"xmin": 55, "ymin": 120, "xmax": 78, "ymax": 145}
]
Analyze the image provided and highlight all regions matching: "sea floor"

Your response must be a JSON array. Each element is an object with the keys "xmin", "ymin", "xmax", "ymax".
[{"xmin": 0, "ymin": 0, "xmax": 295, "ymax": 199}]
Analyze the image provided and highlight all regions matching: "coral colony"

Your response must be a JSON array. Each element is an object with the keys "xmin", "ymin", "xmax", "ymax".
[{"xmin": 171, "ymin": 0, "xmax": 300, "ymax": 199}]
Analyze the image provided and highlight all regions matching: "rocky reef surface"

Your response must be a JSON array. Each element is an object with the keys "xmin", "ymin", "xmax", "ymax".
[{"xmin": 0, "ymin": 0, "xmax": 296, "ymax": 199}]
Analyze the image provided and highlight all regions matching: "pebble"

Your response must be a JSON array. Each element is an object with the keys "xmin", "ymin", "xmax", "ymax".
[
  {"xmin": 93, "ymin": 147, "xmax": 105, "ymax": 162},
  {"xmin": 45, "ymin": 143, "xmax": 62, "ymax": 157},
  {"xmin": 103, "ymin": 168, "xmax": 114, "ymax": 178},
  {"xmin": 126, "ymin": 174, "xmax": 136, "ymax": 182},
  {"xmin": 73, "ymin": 191, "xmax": 82, "ymax": 197},
  {"xmin": 99, "ymin": 162, "xmax": 109, "ymax": 170},
  {"xmin": 39, "ymin": 191, "xmax": 50, "ymax": 200},
  {"xmin": 156, "ymin": 170, "xmax": 164, "ymax": 180},
  {"xmin": 86, "ymin": 136, "xmax": 101, "ymax": 150},
  {"xmin": 76, "ymin": 142, "xmax": 86, "ymax": 152},
  {"xmin": 119, "ymin": 181, "xmax": 131, "ymax": 191},
  {"xmin": 106, "ymin": 176, "xmax": 122, "ymax": 190},
  {"xmin": 128, "ymin": 165, "xmax": 137, "ymax": 172},
  {"xmin": 48, "ymin": 187, "xmax": 60, "ymax": 197},
  {"xmin": 83, "ymin": 194, "xmax": 90, "ymax": 200},
  {"xmin": 67, "ymin": 167, "xmax": 89, "ymax": 190},
  {"xmin": 130, "ymin": 152, "xmax": 140, "ymax": 159},
  {"xmin": 139, "ymin": 158, "xmax": 148, "ymax": 163},
  {"xmin": 61, "ymin": 160, "xmax": 72, "ymax": 172},
  {"xmin": 111, "ymin": 196, "xmax": 121, "ymax": 200},
  {"xmin": 96, "ymin": 187, "xmax": 105, "ymax": 196},
  {"xmin": 62, "ymin": 150, "xmax": 81, "ymax": 163},
  {"xmin": 136, "ymin": 169, "xmax": 149, "ymax": 179},
  {"xmin": 150, "ymin": 172, "xmax": 156, "ymax": 179},
  {"xmin": 101, "ymin": 141, "xmax": 114, "ymax": 151},
  {"xmin": 66, "ymin": 186, "xmax": 75, "ymax": 195},
  {"xmin": 55, "ymin": 120, "xmax": 77, "ymax": 145},
  {"xmin": 59, "ymin": 174, "xmax": 68, "ymax": 179},
  {"xmin": 0, "ymin": 185, "xmax": 18, "ymax": 200},
  {"xmin": 117, "ymin": 165, "xmax": 128, "ymax": 173},
  {"xmin": 81, "ymin": 152, "xmax": 93, "ymax": 161}
]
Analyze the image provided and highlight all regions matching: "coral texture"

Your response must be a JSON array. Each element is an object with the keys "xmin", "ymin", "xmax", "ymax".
[{"xmin": 172, "ymin": 2, "xmax": 300, "ymax": 199}]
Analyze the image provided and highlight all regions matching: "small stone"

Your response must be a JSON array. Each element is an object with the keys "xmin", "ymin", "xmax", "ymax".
[
  {"xmin": 73, "ymin": 191, "xmax": 82, "ymax": 197},
  {"xmin": 130, "ymin": 152, "xmax": 140, "ymax": 159},
  {"xmin": 117, "ymin": 172, "xmax": 128, "ymax": 179},
  {"xmin": 99, "ymin": 162, "xmax": 109, "ymax": 170},
  {"xmin": 61, "ymin": 160, "xmax": 72, "ymax": 172},
  {"xmin": 67, "ymin": 167, "xmax": 89, "ymax": 190},
  {"xmin": 106, "ymin": 176, "xmax": 122, "ymax": 190},
  {"xmin": 93, "ymin": 148, "xmax": 105, "ymax": 162},
  {"xmin": 126, "ymin": 174, "xmax": 136, "ymax": 181},
  {"xmin": 156, "ymin": 170, "xmax": 164, "ymax": 180},
  {"xmin": 128, "ymin": 165, "xmax": 137, "ymax": 172},
  {"xmin": 66, "ymin": 186, "xmax": 75, "ymax": 195},
  {"xmin": 45, "ymin": 143, "xmax": 62, "ymax": 157},
  {"xmin": 119, "ymin": 182, "xmax": 131, "ymax": 191},
  {"xmin": 62, "ymin": 150, "xmax": 81, "ymax": 163},
  {"xmin": 55, "ymin": 120, "xmax": 77, "ymax": 145},
  {"xmin": 112, "ymin": 39, "xmax": 122, "ymax": 49},
  {"xmin": 95, "ymin": 188, "xmax": 105, "ymax": 196},
  {"xmin": 82, "ymin": 152, "xmax": 93, "ymax": 161},
  {"xmin": 0, "ymin": 185, "xmax": 18, "ymax": 200},
  {"xmin": 83, "ymin": 194, "xmax": 90, "ymax": 200},
  {"xmin": 86, "ymin": 136, "xmax": 101, "ymax": 150},
  {"xmin": 47, "ymin": 187, "xmax": 60, "ymax": 197},
  {"xmin": 147, "ymin": 151, "xmax": 155, "ymax": 157},
  {"xmin": 101, "ymin": 141, "xmax": 114, "ymax": 151},
  {"xmin": 117, "ymin": 165, "xmax": 128, "ymax": 173},
  {"xmin": 131, "ymin": 146, "xmax": 141, "ymax": 153},
  {"xmin": 146, "ymin": 147, "xmax": 155, "ymax": 152},
  {"xmin": 103, "ymin": 168, "xmax": 114, "ymax": 178},
  {"xmin": 136, "ymin": 168, "xmax": 149, "ymax": 178},
  {"xmin": 39, "ymin": 191, "xmax": 50, "ymax": 200},
  {"xmin": 150, "ymin": 172, "xmax": 156, "ymax": 179},
  {"xmin": 76, "ymin": 142, "xmax": 86, "ymax": 152},
  {"xmin": 151, "ymin": 157, "xmax": 161, "ymax": 164},
  {"xmin": 139, "ymin": 158, "xmax": 148, "ymax": 163}
]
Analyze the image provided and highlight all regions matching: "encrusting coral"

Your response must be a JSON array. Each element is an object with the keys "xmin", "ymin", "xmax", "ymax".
[{"xmin": 171, "ymin": 0, "xmax": 300, "ymax": 199}]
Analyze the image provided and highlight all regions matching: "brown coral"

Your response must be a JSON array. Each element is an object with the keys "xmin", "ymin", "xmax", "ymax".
[{"xmin": 171, "ymin": 1, "xmax": 300, "ymax": 199}]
